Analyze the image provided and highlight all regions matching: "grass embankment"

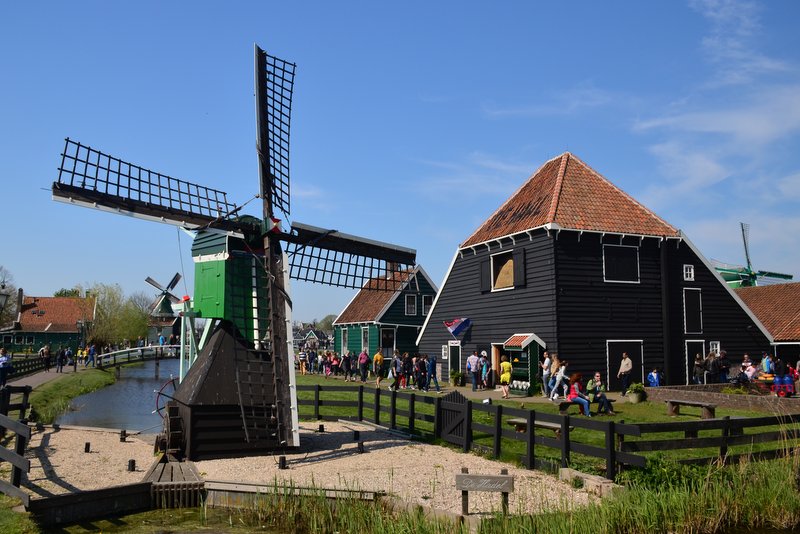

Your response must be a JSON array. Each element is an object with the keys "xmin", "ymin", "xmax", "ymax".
[{"xmin": 26, "ymin": 368, "xmax": 117, "ymax": 424}]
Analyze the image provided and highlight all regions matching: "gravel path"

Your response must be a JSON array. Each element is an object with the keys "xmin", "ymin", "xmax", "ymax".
[{"xmin": 18, "ymin": 421, "xmax": 593, "ymax": 517}]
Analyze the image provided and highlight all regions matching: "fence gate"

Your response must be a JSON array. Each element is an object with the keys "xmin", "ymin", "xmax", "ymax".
[{"xmin": 439, "ymin": 390, "xmax": 468, "ymax": 448}]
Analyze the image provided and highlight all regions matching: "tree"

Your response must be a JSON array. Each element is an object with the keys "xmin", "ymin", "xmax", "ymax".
[
  {"xmin": 317, "ymin": 313, "xmax": 337, "ymax": 333},
  {"xmin": 0, "ymin": 266, "xmax": 17, "ymax": 328},
  {"xmin": 54, "ymin": 287, "xmax": 82, "ymax": 297}
]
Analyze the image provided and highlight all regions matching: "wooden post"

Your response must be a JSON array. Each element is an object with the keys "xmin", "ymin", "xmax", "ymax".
[
  {"xmin": 314, "ymin": 385, "xmax": 320, "ymax": 421},
  {"xmin": 10, "ymin": 432, "xmax": 27, "ymax": 487},
  {"xmin": 561, "ymin": 415, "xmax": 570, "ymax": 468},
  {"xmin": 617, "ymin": 419, "xmax": 625, "ymax": 475},
  {"xmin": 390, "ymin": 390, "xmax": 397, "ymax": 429},
  {"xmin": 464, "ymin": 400, "xmax": 473, "ymax": 452},
  {"xmin": 408, "ymin": 393, "xmax": 416, "ymax": 433},
  {"xmin": 605, "ymin": 421, "xmax": 616, "ymax": 480},
  {"xmin": 500, "ymin": 468, "xmax": 509, "ymax": 515},
  {"xmin": 374, "ymin": 387, "xmax": 381, "ymax": 425},
  {"xmin": 720, "ymin": 415, "xmax": 730, "ymax": 460},
  {"xmin": 461, "ymin": 467, "xmax": 469, "ymax": 515},
  {"xmin": 525, "ymin": 409, "xmax": 535, "ymax": 469},
  {"xmin": 434, "ymin": 396, "xmax": 441, "ymax": 439},
  {"xmin": 493, "ymin": 404, "xmax": 503, "ymax": 459},
  {"xmin": 358, "ymin": 385, "xmax": 364, "ymax": 421}
]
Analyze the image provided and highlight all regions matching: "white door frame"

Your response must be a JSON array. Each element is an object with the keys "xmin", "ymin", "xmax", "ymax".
[
  {"xmin": 684, "ymin": 339, "xmax": 706, "ymax": 385},
  {"xmin": 606, "ymin": 339, "xmax": 644, "ymax": 386}
]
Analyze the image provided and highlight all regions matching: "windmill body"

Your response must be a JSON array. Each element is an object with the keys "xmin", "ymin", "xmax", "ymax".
[
  {"xmin": 51, "ymin": 45, "xmax": 416, "ymax": 460},
  {"xmin": 713, "ymin": 223, "xmax": 793, "ymax": 288}
]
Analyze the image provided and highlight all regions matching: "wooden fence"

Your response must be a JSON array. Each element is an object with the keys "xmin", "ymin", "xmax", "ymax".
[
  {"xmin": 297, "ymin": 385, "xmax": 800, "ymax": 480},
  {"xmin": 0, "ymin": 385, "xmax": 32, "ymax": 506}
]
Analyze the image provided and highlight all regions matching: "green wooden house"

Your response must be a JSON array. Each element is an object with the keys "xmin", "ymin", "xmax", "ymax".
[
  {"xmin": 0, "ymin": 290, "xmax": 95, "ymax": 354},
  {"xmin": 333, "ymin": 267, "xmax": 438, "ymax": 357}
]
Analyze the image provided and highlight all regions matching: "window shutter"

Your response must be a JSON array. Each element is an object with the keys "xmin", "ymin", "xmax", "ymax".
[
  {"xmin": 480, "ymin": 259, "xmax": 491, "ymax": 293},
  {"xmin": 513, "ymin": 248, "xmax": 526, "ymax": 288}
]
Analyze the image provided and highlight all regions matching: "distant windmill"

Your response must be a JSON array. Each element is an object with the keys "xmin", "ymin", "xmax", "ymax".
[
  {"xmin": 713, "ymin": 223, "xmax": 793, "ymax": 288},
  {"xmin": 145, "ymin": 273, "xmax": 182, "ymax": 318}
]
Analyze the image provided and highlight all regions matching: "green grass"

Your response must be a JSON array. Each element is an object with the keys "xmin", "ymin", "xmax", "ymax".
[{"xmin": 0, "ymin": 495, "xmax": 37, "ymax": 533}]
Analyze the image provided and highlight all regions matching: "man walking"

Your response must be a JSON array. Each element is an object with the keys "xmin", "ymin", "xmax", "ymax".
[
  {"xmin": 617, "ymin": 352, "xmax": 632, "ymax": 396},
  {"xmin": 467, "ymin": 351, "xmax": 480, "ymax": 391},
  {"xmin": 427, "ymin": 352, "xmax": 441, "ymax": 393},
  {"xmin": 541, "ymin": 351, "xmax": 552, "ymax": 397}
]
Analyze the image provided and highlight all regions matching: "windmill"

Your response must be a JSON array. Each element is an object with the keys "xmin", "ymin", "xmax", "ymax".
[
  {"xmin": 51, "ymin": 45, "xmax": 416, "ymax": 460},
  {"xmin": 713, "ymin": 222, "xmax": 793, "ymax": 288},
  {"xmin": 145, "ymin": 273, "xmax": 182, "ymax": 319}
]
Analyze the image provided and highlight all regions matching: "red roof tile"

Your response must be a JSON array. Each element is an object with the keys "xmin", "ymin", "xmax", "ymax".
[
  {"xmin": 461, "ymin": 153, "xmax": 679, "ymax": 247},
  {"xmin": 736, "ymin": 283, "xmax": 800, "ymax": 342},
  {"xmin": 18, "ymin": 296, "xmax": 95, "ymax": 333},
  {"xmin": 334, "ymin": 270, "xmax": 415, "ymax": 325}
]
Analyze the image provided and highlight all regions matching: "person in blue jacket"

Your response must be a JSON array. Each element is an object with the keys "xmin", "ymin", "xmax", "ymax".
[{"xmin": 646, "ymin": 367, "xmax": 662, "ymax": 387}]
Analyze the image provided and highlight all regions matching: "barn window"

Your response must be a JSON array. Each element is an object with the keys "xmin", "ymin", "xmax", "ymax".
[
  {"xmin": 603, "ymin": 245, "xmax": 640, "ymax": 283},
  {"xmin": 684, "ymin": 288, "xmax": 703, "ymax": 334},
  {"xmin": 2, "ymin": 335, "xmax": 11, "ymax": 344},
  {"xmin": 14, "ymin": 335, "xmax": 23, "ymax": 344},
  {"xmin": 405, "ymin": 294, "xmax": 417, "ymax": 316},
  {"xmin": 482, "ymin": 248, "xmax": 526, "ymax": 293},
  {"xmin": 422, "ymin": 294, "xmax": 433, "ymax": 315},
  {"xmin": 25, "ymin": 336, "xmax": 34, "ymax": 344},
  {"xmin": 492, "ymin": 251, "xmax": 514, "ymax": 290},
  {"xmin": 683, "ymin": 264, "xmax": 695, "ymax": 281}
]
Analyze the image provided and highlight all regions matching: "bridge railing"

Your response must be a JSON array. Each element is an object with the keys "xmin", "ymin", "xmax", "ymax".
[{"xmin": 95, "ymin": 345, "xmax": 181, "ymax": 368}]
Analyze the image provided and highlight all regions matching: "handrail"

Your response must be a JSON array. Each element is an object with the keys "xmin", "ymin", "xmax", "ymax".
[{"xmin": 95, "ymin": 345, "xmax": 181, "ymax": 368}]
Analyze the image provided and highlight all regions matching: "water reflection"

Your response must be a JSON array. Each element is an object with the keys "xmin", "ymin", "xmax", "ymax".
[{"xmin": 56, "ymin": 359, "xmax": 180, "ymax": 435}]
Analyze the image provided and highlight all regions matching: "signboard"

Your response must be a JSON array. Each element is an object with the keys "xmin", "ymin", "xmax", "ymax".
[{"xmin": 455, "ymin": 474, "xmax": 514, "ymax": 493}]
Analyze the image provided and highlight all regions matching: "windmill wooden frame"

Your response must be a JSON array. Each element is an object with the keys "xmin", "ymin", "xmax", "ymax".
[{"xmin": 52, "ymin": 44, "xmax": 416, "ymax": 460}]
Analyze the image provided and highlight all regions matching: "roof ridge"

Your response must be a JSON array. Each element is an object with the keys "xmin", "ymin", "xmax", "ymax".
[
  {"xmin": 565, "ymin": 153, "xmax": 678, "ymax": 235},
  {"xmin": 459, "ymin": 152, "xmax": 566, "ymax": 247},
  {"xmin": 547, "ymin": 153, "xmax": 569, "ymax": 221}
]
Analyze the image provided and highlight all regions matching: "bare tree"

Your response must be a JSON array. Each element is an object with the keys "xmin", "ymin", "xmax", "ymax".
[{"xmin": 0, "ymin": 266, "xmax": 17, "ymax": 328}]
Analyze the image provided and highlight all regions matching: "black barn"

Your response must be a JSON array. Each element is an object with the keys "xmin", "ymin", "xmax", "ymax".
[{"xmin": 417, "ymin": 153, "xmax": 771, "ymax": 391}]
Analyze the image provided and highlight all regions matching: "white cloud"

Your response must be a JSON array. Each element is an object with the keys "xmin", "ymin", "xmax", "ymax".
[
  {"xmin": 483, "ymin": 83, "xmax": 615, "ymax": 118},
  {"xmin": 292, "ymin": 183, "xmax": 324, "ymax": 199},
  {"xmin": 414, "ymin": 151, "xmax": 531, "ymax": 200}
]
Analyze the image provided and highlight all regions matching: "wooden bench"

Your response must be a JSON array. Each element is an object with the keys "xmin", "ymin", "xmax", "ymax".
[
  {"xmin": 665, "ymin": 399, "xmax": 716, "ymax": 419},
  {"xmin": 507, "ymin": 417, "xmax": 573, "ymax": 438}
]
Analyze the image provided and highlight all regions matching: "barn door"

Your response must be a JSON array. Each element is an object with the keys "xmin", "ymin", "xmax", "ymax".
[
  {"xmin": 685, "ymin": 340, "xmax": 705, "ymax": 385},
  {"xmin": 448, "ymin": 341, "xmax": 461, "ymax": 375},
  {"xmin": 607, "ymin": 340, "xmax": 643, "ymax": 392}
]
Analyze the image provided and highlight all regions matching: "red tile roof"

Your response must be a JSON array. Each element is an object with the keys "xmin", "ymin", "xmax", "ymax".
[
  {"xmin": 736, "ymin": 283, "xmax": 800, "ymax": 342},
  {"xmin": 461, "ymin": 153, "xmax": 679, "ymax": 247},
  {"xmin": 334, "ymin": 270, "xmax": 415, "ymax": 325},
  {"xmin": 17, "ymin": 296, "xmax": 95, "ymax": 333}
]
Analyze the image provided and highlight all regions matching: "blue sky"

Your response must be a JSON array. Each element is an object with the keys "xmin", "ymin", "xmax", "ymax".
[{"xmin": 1, "ymin": 1, "xmax": 799, "ymax": 323}]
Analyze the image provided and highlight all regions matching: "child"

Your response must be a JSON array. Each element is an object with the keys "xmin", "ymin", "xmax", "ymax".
[{"xmin": 646, "ymin": 367, "xmax": 662, "ymax": 387}]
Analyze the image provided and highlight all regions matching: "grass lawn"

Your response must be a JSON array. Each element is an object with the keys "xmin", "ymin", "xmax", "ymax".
[{"xmin": 26, "ymin": 368, "xmax": 118, "ymax": 424}]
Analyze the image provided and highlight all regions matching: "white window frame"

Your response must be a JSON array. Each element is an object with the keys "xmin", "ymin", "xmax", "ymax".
[
  {"xmin": 683, "ymin": 264, "xmax": 695, "ymax": 281},
  {"xmin": 405, "ymin": 294, "xmax": 417, "ymax": 316},
  {"xmin": 709, "ymin": 341, "xmax": 721, "ymax": 356},
  {"xmin": 490, "ymin": 250, "xmax": 515, "ymax": 292},
  {"xmin": 422, "ymin": 294, "xmax": 433, "ymax": 316},
  {"xmin": 341, "ymin": 328, "xmax": 348, "ymax": 354},
  {"xmin": 361, "ymin": 326, "xmax": 370, "ymax": 352},
  {"xmin": 683, "ymin": 287, "xmax": 703, "ymax": 334},
  {"xmin": 602, "ymin": 244, "xmax": 640, "ymax": 284}
]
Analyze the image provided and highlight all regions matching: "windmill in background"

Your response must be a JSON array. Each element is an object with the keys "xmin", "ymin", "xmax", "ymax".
[
  {"xmin": 713, "ymin": 222, "xmax": 793, "ymax": 288},
  {"xmin": 145, "ymin": 273, "xmax": 182, "ymax": 342}
]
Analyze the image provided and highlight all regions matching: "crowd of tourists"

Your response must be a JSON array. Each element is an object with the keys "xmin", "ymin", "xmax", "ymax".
[
  {"xmin": 296, "ymin": 348, "xmax": 443, "ymax": 393},
  {"xmin": 539, "ymin": 351, "xmax": 616, "ymax": 417}
]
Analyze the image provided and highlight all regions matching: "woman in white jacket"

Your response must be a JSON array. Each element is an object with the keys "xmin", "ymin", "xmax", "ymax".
[{"xmin": 550, "ymin": 361, "xmax": 569, "ymax": 401}]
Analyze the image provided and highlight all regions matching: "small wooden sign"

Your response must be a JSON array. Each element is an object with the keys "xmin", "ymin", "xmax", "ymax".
[{"xmin": 455, "ymin": 473, "xmax": 514, "ymax": 492}]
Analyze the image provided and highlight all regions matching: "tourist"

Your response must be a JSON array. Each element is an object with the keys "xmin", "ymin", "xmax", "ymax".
[
  {"xmin": 389, "ymin": 351, "xmax": 403, "ymax": 390},
  {"xmin": 499, "ymin": 355, "xmax": 512, "ymax": 399},
  {"xmin": 56, "ymin": 346, "xmax": 65, "ymax": 373},
  {"xmin": 308, "ymin": 350, "xmax": 318, "ymax": 374},
  {"xmin": 402, "ymin": 353, "xmax": 413, "ymax": 389},
  {"xmin": 466, "ymin": 351, "xmax": 480, "ymax": 391},
  {"xmin": 761, "ymin": 352, "xmax": 773, "ymax": 374},
  {"xmin": 481, "ymin": 353, "xmax": 491, "ymax": 391},
  {"xmin": 342, "ymin": 350, "xmax": 352, "ymax": 381},
  {"xmin": 567, "ymin": 373, "xmax": 592, "ymax": 417},
  {"xmin": 349, "ymin": 351, "xmax": 358, "ymax": 381},
  {"xmin": 358, "ymin": 349, "xmax": 369, "ymax": 383},
  {"xmin": 774, "ymin": 356, "xmax": 786, "ymax": 379},
  {"xmin": 741, "ymin": 353, "xmax": 752, "ymax": 371},
  {"xmin": 86, "ymin": 344, "xmax": 96, "ymax": 368},
  {"xmin": 585, "ymin": 372, "xmax": 615, "ymax": 415},
  {"xmin": 617, "ymin": 352, "xmax": 632, "ymax": 395},
  {"xmin": 718, "ymin": 351, "xmax": 731, "ymax": 383},
  {"xmin": 0, "ymin": 347, "xmax": 11, "ymax": 387},
  {"xmin": 298, "ymin": 351, "xmax": 307, "ymax": 375},
  {"xmin": 416, "ymin": 354, "xmax": 428, "ymax": 391},
  {"xmin": 704, "ymin": 351, "xmax": 719, "ymax": 384},
  {"xmin": 541, "ymin": 351, "xmax": 552, "ymax": 397},
  {"xmin": 693, "ymin": 353, "xmax": 705, "ymax": 384},
  {"xmin": 744, "ymin": 362, "xmax": 759, "ymax": 381},
  {"xmin": 547, "ymin": 354, "xmax": 561, "ymax": 395},
  {"xmin": 373, "ymin": 348, "xmax": 384, "ymax": 388},
  {"xmin": 427, "ymin": 352, "xmax": 441, "ymax": 393},
  {"xmin": 550, "ymin": 360, "xmax": 569, "ymax": 401},
  {"xmin": 646, "ymin": 367, "xmax": 662, "ymax": 387},
  {"xmin": 331, "ymin": 352, "xmax": 340, "ymax": 376}
]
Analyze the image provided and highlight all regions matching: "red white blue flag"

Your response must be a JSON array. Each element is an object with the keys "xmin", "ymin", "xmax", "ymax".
[{"xmin": 444, "ymin": 317, "xmax": 472, "ymax": 337}]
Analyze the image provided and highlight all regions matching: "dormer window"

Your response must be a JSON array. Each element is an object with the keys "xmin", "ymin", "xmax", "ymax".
[
  {"xmin": 405, "ymin": 294, "xmax": 417, "ymax": 316},
  {"xmin": 683, "ymin": 264, "xmax": 695, "ymax": 281}
]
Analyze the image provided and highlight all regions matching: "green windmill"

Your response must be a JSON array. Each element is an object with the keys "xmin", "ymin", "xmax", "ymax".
[{"xmin": 714, "ymin": 222, "xmax": 793, "ymax": 288}]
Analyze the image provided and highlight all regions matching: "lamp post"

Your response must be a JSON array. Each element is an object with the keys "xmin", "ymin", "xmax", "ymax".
[{"xmin": 76, "ymin": 319, "xmax": 84, "ymax": 349}]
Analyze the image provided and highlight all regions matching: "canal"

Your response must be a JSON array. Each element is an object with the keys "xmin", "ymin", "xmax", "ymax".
[{"xmin": 56, "ymin": 358, "xmax": 181, "ymax": 434}]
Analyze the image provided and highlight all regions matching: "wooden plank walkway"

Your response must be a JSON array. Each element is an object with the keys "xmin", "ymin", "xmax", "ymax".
[{"xmin": 143, "ymin": 457, "xmax": 202, "ymax": 483}]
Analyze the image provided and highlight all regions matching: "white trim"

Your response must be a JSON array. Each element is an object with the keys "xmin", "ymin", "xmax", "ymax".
[
  {"xmin": 709, "ymin": 341, "xmax": 721, "ymax": 356},
  {"xmin": 683, "ymin": 264, "xmax": 695, "ymax": 282},
  {"xmin": 280, "ymin": 252, "xmax": 300, "ymax": 448},
  {"xmin": 193, "ymin": 252, "xmax": 230, "ymax": 263},
  {"xmin": 380, "ymin": 327, "xmax": 396, "ymax": 353},
  {"xmin": 490, "ymin": 249, "xmax": 515, "ymax": 292},
  {"xmin": 341, "ymin": 328, "xmax": 349, "ymax": 354},
  {"xmin": 602, "ymin": 244, "xmax": 641, "ymax": 284},
  {"xmin": 361, "ymin": 326, "xmax": 370, "ymax": 352},
  {"xmin": 680, "ymin": 231, "xmax": 773, "ymax": 342},
  {"xmin": 684, "ymin": 339, "xmax": 706, "ymax": 386},
  {"xmin": 422, "ymin": 294, "xmax": 434, "ymax": 316},
  {"xmin": 502, "ymin": 332, "xmax": 547, "ymax": 350},
  {"xmin": 416, "ymin": 250, "xmax": 459, "ymax": 346},
  {"xmin": 682, "ymin": 287, "xmax": 703, "ymax": 334}
]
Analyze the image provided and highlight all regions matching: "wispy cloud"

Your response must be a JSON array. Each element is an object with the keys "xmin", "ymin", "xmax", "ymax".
[
  {"xmin": 292, "ymin": 183, "xmax": 324, "ymax": 199},
  {"xmin": 415, "ymin": 151, "xmax": 531, "ymax": 199},
  {"xmin": 483, "ymin": 83, "xmax": 615, "ymax": 118},
  {"xmin": 689, "ymin": 0, "xmax": 790, "ymax": 87}
]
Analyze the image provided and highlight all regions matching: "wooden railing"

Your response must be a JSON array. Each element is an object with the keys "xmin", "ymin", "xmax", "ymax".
[{"xmin": 0, "ymin": 385, "xmax": 32, "ymax": 506}]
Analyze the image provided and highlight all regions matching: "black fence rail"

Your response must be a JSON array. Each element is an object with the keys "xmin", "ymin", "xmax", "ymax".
[
  {"xmin": 624, "ymin": 413, "xmax": 800, "ymax": 465},
  {"xmin": 0, "ymin": 385, "xmax": 32, "ymax": 506},
  {"xmin": 296, "ymin": 385, "xmax": 645, "ymax": 480}
]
